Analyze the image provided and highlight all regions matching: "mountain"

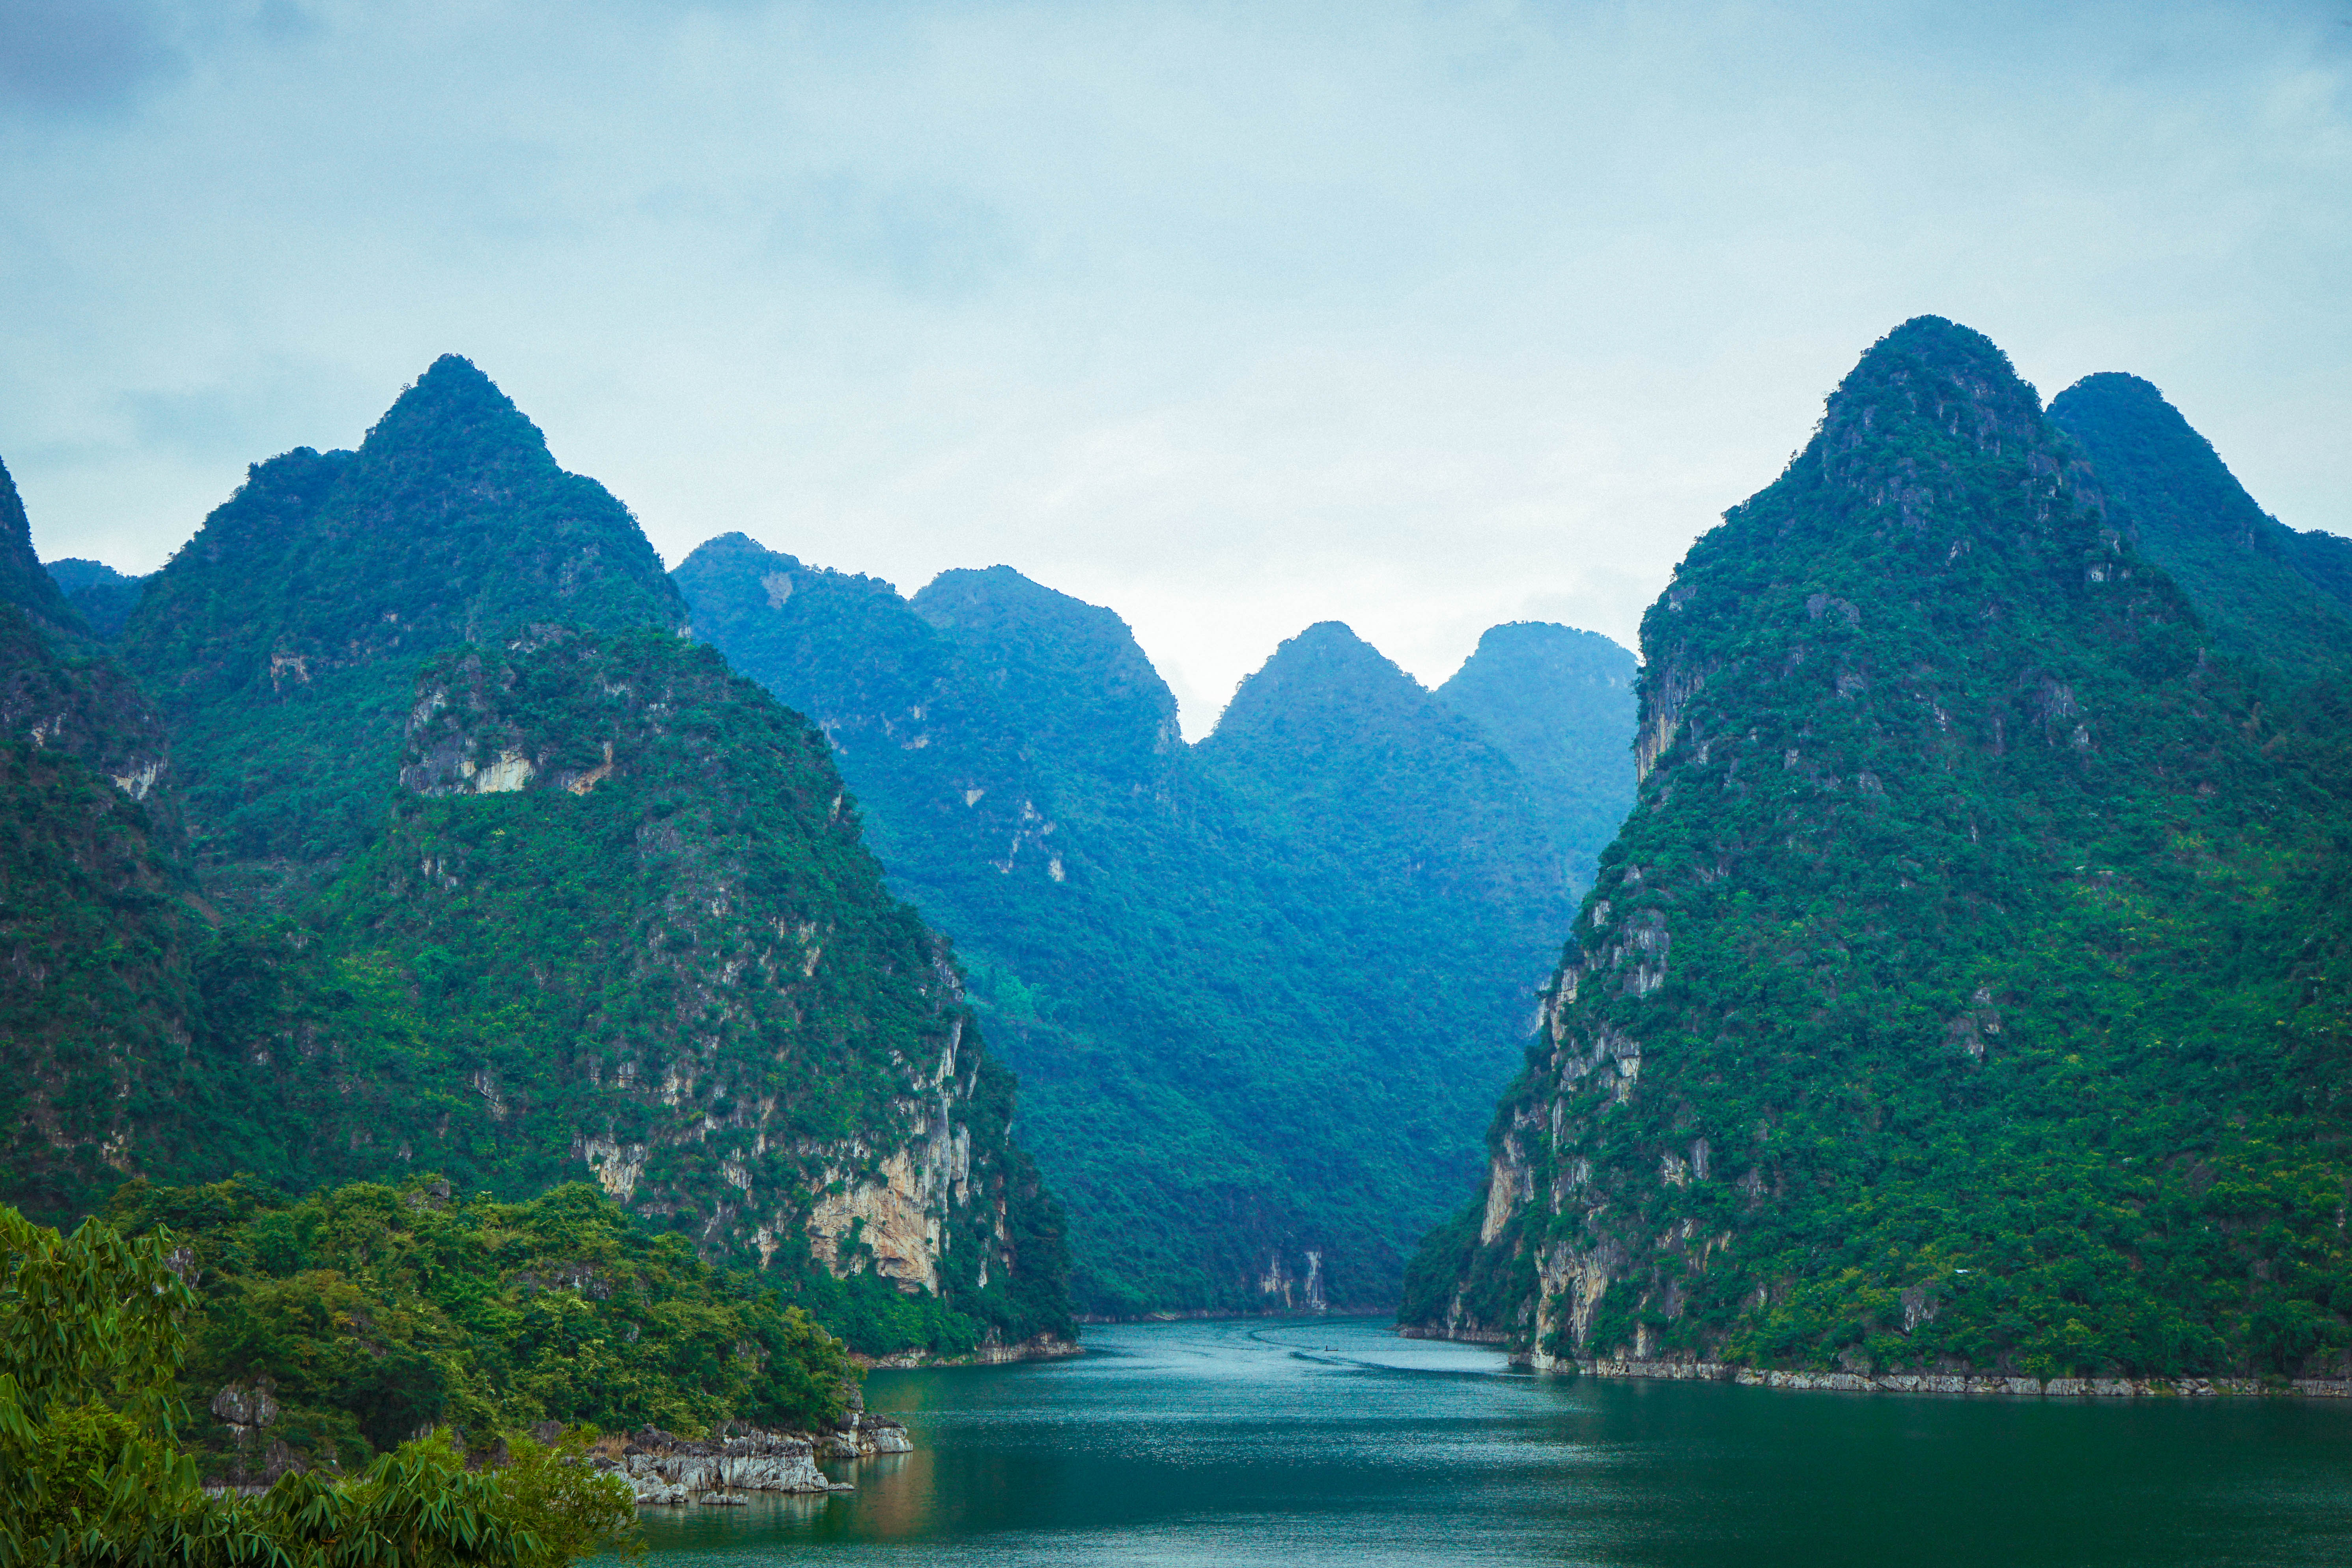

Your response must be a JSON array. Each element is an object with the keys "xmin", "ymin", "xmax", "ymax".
[
  {"xmin": 679, "ymin": 539, "xmax": 1607, "ymax": 1316},
  {"xmin": 43, "ymin": 558, "xmax": 149, "ymax": 638},
  {"xmin": 1406, "ymin": 317, "xmax": 2352, "ymax": 1384},
  {"xmin": 119, "ymin": 355, "xmax": 686, "ymax": 914},
  {"xmin": 184, "ymin": 625, "xmax": 1068, "ymax": 1355},
  {"xmin": 2050, "ymin": 372, "xmax": 2352, "ymax": 679},
  {"xmin": 1192, "ymin": 619, "xmax": 1571, "ymax": 1075},
  {"xmin": 1434, "ymin": 621, "xmax": 1638, "ymax": 896},
  {"xmin": 0, "ymin": 465, "xmax": 200, "ymax": 1219},
  {"xmin": 1, "ymin": 360, "xmax": 1073, "ymax": 1363},
  {"xmin": 0, "ymin": 601, "xmax": 205, "ymax": 1220},
  {"xmin": 0, "ymin": 458, "xmax": 83, "ymax": 639}
]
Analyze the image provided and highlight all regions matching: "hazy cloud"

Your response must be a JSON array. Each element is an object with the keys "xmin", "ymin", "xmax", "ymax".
[
  {"xmin": 1, "ymin": 0, "xmax": 2345, "ymax": 732},
  {"xmin": 0, "ymin": 0, "xmax": 181, "ymax": 112}
]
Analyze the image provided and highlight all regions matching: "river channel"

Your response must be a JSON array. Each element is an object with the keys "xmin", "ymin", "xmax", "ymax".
[{"xmin": 638, "ymin": 1316, "xmax": 2352, "ymax": 1566}]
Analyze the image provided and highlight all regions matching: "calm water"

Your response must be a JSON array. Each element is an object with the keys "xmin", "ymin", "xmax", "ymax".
[{"xmin": 638, "ymin": 1317, "xmax": 2352, "ymax": 1566}]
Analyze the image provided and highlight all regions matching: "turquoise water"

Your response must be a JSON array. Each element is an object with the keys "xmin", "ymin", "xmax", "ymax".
[{"xmin": 638, "ymin": 1317, "xmax": 2352, "ymax": 1566}]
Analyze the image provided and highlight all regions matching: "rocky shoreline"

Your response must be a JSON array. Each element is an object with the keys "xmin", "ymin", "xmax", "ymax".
[
  {"xmin": 1534, "ymin": 1354, "xmax": 2352, "ymax": 1399},
  {"xmin": 851, "ymin": 1333, "xmax": 1085, "ymax": 1370},
  {"xmin": 599, "ymin": 1411, "xmax": 913, "ymax": 1506}
]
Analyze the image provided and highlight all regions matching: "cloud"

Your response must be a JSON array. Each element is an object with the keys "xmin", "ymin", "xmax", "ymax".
[
  {"xmin": 0, "ymin": 0, "xmax": 2345, "ymax": 732},
  {"xmin": 0, "ymin": 0, "xmax": 181, "ymax": 112}
]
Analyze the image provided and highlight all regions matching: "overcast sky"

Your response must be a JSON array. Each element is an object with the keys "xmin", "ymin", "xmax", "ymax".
[{"xmin": 3, "ymin": 1, "xmax": 2346, "ymax": 734}]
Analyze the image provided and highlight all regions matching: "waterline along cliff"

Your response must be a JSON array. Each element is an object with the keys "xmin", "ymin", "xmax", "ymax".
[{"xmin": 1405, "ymin": 317, "xmax": 2352, "ymax": 1385}]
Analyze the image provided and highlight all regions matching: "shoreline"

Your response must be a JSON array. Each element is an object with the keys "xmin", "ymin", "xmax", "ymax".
[
  {"xmin": 1462, "ymin": 1346, "xmax": 2352, "ymax": 1399},
  {"xmin": 1074, "ymin": 1305, "xmax": 1389, "ymax": 1326},
  {"xmin": 852, "ymin": 1334, "xmax": 1084, "ymax": 1370}
]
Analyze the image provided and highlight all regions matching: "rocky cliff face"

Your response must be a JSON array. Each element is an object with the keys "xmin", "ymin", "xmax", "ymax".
[
  {"xmin": 1406, "ymin": 317, "xmax": 2352, "ymax": 1384},
  {"xmin": 276, "ymin": 630, "xmax": 1049, "ymax": 1313}
]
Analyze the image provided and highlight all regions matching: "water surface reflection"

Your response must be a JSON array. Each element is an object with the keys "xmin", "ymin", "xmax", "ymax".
[{"xmin": 639, "ymin": 1316, "xmax": 2352, "ymax": 1566}]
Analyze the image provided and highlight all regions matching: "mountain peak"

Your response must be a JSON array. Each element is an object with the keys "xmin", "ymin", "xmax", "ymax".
[
  {"xmin": 356, "ymin": 353, "xmax": 559, "ymax": 478},
  {"xmin": 2052, "ymin": 369, "xmax": 2352, "ymax": 673},
  {"xmin": 1450, "ymin": 620, "xmax": 1633, "ymax": 684},
  {"xmin": 1434, "ymin": 620, "xmax": 1638, "ymax": 893},
  {"xmin": 1211, "ymin": 621, "xmax": 1424, "ymax": 744},
  {"xmin": 1811, "ymin": 315, "xmax": 2046, "ymax": 481},
  {"xmin": 912, "ymin": 567, "xmax": 1179, "ymax": 776}
]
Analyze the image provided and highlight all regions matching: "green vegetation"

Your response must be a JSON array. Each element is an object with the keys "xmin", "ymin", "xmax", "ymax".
[
  {"xmin": 0, "ymin": 457, "xmax": 83, "ymax": 640},
  {"xmin": 1435, "ymin": 621, "xmax": 1638, "ymax": 898},
  {"xmin": 119, "ymin": 355, "xmax": 686, "ymax": 915},
  {"xmin": 2051, "ymin": 371, "xmax": 2352, "ymax": 683},
  {"xmin": 2, "ymin": 1198, "xmax": 638, "ymax": 1566},
  {"xmin": 110, "ymin": 1174, "xmax": 853, "ymax": 1471},
  {"xmin": 678, "ymin": 541, "xmax": 1615, "ymax": 1315},
  {"xmin": 1411, "ymin": 316, "xmax": 2352, "ymax": 1381},
  {"xmin": 0, "ymin": 603, "xmax": 205, "ymax": 1224},
  {"xmin": 0, "ymin": 358, "xmax": 1071, "ymax": 1368},
  {"xmin": 44, "ymin": 559, "xmax": 150, "ymax": 639}
]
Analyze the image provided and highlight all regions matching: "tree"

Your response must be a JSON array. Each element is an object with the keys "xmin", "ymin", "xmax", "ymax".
[{"xmin": 0, "ymin": 1203, "xmax": 640, "ymax": 1566}]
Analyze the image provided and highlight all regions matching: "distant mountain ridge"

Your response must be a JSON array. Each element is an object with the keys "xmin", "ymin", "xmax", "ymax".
[
  {"xmin": 43, "ymin": 558, "xmax": 148, "ymax": 638},
  {"xmin": 680, "ymin": 534, "xmax": 1635, "ymax": 1315},
  {"xmin": 1436, "ymin": 621, "xmax": 1637, "ymax": 896}
]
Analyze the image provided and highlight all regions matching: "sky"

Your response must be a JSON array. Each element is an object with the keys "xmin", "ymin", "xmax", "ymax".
[{"xmin": 2, "ymin": 1, "xmax": 2346, "ymax": 735}]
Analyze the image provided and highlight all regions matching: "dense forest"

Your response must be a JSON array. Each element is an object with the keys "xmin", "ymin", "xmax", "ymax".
[
  {"xmin": 677, "ymin": 539, "xmax": 1635, "ymax": 1314},
  {"xmin": 0, "ymin": 360, "xmax": 1073, "ymax": 1406},
  {"xmin": 111, "ymin": 1174, "xmax": 855, "ymax": 1474},
  {"xmin": 1407, "ymin": 317, "xmax": 2352, "ymax": 1382}
]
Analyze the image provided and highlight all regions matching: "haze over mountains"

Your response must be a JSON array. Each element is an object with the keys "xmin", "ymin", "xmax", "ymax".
[{"xmin": 678, "ymin": 536, "xmax": 1633, "ymax": 1314}]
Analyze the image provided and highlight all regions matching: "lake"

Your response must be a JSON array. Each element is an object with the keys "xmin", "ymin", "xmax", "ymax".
[{"xmin": 638, "ymin": 1317, "xmax": 2352, "ymax": 1566}]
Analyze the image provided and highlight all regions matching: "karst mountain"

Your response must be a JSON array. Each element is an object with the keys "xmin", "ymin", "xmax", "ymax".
[
  {"xmin": 0, "ymin": 359, "xmax": 1073, "ymax": 1448},
  {"xmin": 1407, "ymin": 316, "xmax": 2352, "ymax": 1385}
]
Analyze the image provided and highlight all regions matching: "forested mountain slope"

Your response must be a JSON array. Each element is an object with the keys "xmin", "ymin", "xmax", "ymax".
[
  {"xmin": 679, "ymin": 539, "xmax": 1612, "ymax": 1316},
  {"xmin": 0, "ymin": 600, "xmax": 206, "ymax": 1221},
  {"xmin": 1407, "ymin": 316, "xmax": 2352, "ymax": 1383},
  {"xmin": 2050, "ymin": 373, "xmax": 2352, "ymax": 681},
  {"xmin": 119, "ymin": 355, "xmax": 687, "ymax": 914},
  {"xmin": 1434, "ymin": 621, "xmax": 1638, "ymax": 896},
  {"xmin": 0, "ymin": 363, "xmax": 1073, "ymax": 1361},
  {"xmin": 43, "ymin": 558, "xmax": 149, "ymax": 638},
  {"xmin": 0, "ymin": 474, "xmax": 203, "ymax": 1220},
  {"xmin": 0, "ymin": 459, "xmax": 83, "ymax": 640}
]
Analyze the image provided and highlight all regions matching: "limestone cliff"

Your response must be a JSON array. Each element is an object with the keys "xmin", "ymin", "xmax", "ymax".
[{"xmin": 173, "ymin": 626, "xmax": 1072, "ymax": 1355}]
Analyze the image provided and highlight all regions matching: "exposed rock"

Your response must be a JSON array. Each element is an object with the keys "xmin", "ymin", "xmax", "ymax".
[
  {"xmin": 603, "ymin": 1416, "xmax": 913, "ymax": 1507},
  {"xmin": 1544, "ymin": 1356, "xmax": 2352, "ymax": 1399}
]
